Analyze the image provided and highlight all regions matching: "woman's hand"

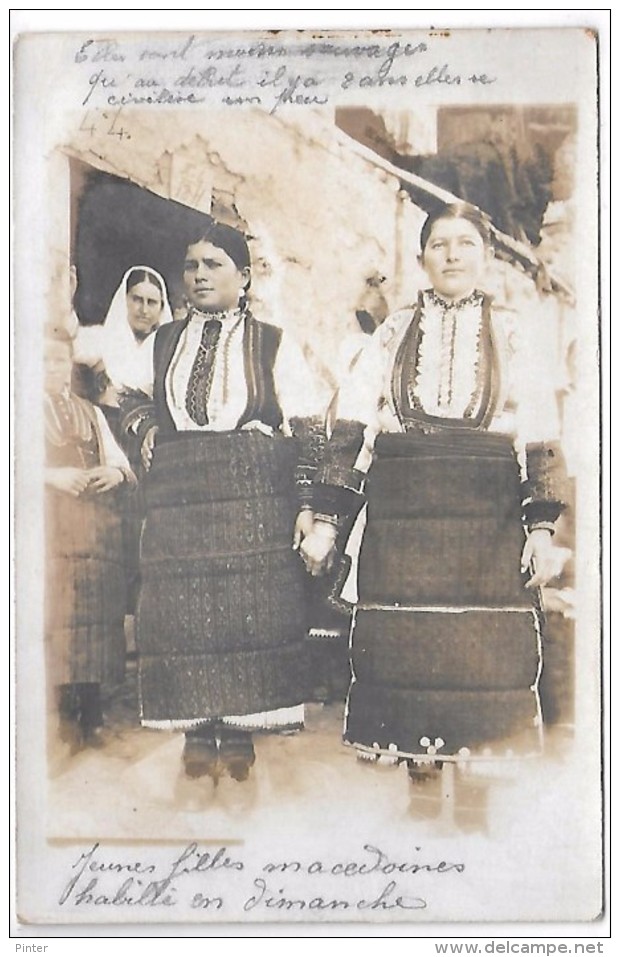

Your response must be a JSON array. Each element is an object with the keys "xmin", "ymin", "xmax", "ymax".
[
  {"xmin": 141, "ymin": 426, "xmax": 158, "ymax": 471},
  {"xmin": 87, "ymin": 466, "xmax": 125, "ymax": 493},
  {"xmin": 521, "ymin": 528, "xmax": 567, "ymax": 589},
  {"xmin": 292, "ymin": 509, "xmax": 315, "ymax": 551},
  {"xmin": 299, "ymin": 522, "xmax": 338, "ymax": 577},
  {"xmin": 45, "ymin": 467, "xmax": 90, "ymax": 497}
]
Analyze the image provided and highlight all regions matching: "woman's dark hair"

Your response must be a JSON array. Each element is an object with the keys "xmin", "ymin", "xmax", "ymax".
[
  {"xmin": 125, "ymin": 269, "xmax": 164, "ymax": 296},
  {"xmin": 184, "ymin": 221, "xmax": 251, "ymax": 274},
  {"xmin": 183, "ymin": 220, "xmax": 252, "ymax": 302},
  {"xmin": 419, "ymin": 202, "xmax": 493, "ymax": 254}
]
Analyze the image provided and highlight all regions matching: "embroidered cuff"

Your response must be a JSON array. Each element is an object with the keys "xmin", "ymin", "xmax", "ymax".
[
  {"xmin": 289, "ymin": 415, "xmax": 327, "ymax": 469},
  {"xmin": 315, "ymin": 464, "xmax": 365, "ymax": 494},
  {"xmin": 523, "ymin": 441, "xmax": 570, "ymax": 512}
]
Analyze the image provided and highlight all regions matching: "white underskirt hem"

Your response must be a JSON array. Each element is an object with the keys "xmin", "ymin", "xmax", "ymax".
[{"xmin": 141, "ymin": 704, "xmax": 304, "ymax": 732}]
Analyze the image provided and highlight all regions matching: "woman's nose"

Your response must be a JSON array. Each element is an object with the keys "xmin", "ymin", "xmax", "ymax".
[{"xmin": 446, "ymin": 242, "xmax": 460, "ymax": 261}]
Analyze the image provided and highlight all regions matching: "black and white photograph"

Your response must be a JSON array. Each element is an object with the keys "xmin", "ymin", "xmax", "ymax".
[{"xmin": 13, "ymin": 15, "xmax": 606, "ymax": 934}]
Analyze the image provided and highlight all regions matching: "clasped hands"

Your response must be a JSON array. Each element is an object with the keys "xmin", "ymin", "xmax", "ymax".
[
  {"xmin": 293, "ymin": 512, "xmax": 338, "ymax": 577},
  {"xmin": 46, "ymin": 466, "xmax": 125, "ymax": 497},
  {"xmin": 294, "ymin": 520, "xmax": 566, "ymax": 588},
  {"xmin": 521, "ymin": 528, "xmax": 568, "ymax": 589}
]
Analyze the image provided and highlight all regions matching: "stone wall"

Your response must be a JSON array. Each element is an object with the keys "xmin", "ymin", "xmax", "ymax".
[
  {"xmin": 56, "ymin": 107, "xmax": 429, "ymax": 396},
  {"xmin": 50, "ymin": 106, "xmax": 568, "ymax": 409}
]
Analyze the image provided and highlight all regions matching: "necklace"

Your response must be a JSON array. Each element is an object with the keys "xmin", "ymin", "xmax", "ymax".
[{"xmin": 426, "ymin": 289, "xmax": 484, "ymax": 311}]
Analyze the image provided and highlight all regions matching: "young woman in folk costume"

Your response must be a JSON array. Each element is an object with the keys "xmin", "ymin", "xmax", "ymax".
[
  {"xmin": 44, "ymin": 328, "xmax": 137, "ymax": 753},
  {"xmin": 120, "ymin": 221, "xmax": 324, "ymax": 784},
  {"xmin": 300, "ymin": 202, "xmax": 569, "ymax": 780}
]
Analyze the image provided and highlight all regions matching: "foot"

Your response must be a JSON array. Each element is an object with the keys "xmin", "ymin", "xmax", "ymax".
[
  {"xmin": 406, "ymin": 760, "xmax": 443, "ymax": 785},
  {"xmin": 182, "ymin": 730, "xmax": 219, "ymax": 781},
  {"xmin": 219, "ymin": 730, "xmax": 255, "ymax": 782},
  {"xmin": 81, "ymin": 726, "xmax": 108, "ymax": 750},
  {"xmin": 58, "ymin": 718, "xmax": 85, "ymax": 756}
]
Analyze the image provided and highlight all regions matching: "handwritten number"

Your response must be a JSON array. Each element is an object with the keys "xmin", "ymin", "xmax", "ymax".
[
  {"xmin": 78, "ymin": 112, "xmax": 96, "ymax": 137},
  {"xmin": 107, "ymin": 109, "xmax": 131, "ymax": 140}
]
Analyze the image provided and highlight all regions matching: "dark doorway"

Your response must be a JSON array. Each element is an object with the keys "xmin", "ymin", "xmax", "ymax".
[{"xmin": 70, "ymin": 160, "xmax": 217, "ymax": 325}]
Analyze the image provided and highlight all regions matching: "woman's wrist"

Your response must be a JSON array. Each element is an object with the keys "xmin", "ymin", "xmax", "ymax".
[
  {"xmin": 312, "ymin": 519, "xmax": 338, "ymax": 543},
  {"xmin": 527, "ymin": 522, "xmax": 555, "ymax": 536}
]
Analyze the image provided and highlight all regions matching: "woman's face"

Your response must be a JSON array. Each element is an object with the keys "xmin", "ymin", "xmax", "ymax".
[
  {"xmin": 44, "ymin": 340, "xmax": 73, "ymax": 395},
  {"xmin": 126, "ymin": 280, "xmax": 164, "ymax": 338},
  {"xmin": 421, "ymin": 217, "xmax": 491, "ymax": 301},
  {"xmin": 183, "ymin": 240, "xmax": 249, "ymax": 313}
]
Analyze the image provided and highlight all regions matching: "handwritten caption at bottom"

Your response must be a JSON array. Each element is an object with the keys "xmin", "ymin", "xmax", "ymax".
[{"xmin": 58, "ymin": 842, "xmax": 465, "ymax": 916}]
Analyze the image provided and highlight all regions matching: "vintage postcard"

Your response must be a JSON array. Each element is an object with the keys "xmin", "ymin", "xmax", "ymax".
[{"xmin": 13, "ymin": 19, "xmax": 606, "ymax": 932}]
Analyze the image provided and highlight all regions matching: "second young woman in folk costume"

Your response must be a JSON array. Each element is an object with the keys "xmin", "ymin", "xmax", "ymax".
[
  {"xmin": 120, "ymin": 221, "xmax": 323, "ymax": 784},
  {"xmin": 301, "ymin": 202, "xmax": 568, "ymax": 776}
]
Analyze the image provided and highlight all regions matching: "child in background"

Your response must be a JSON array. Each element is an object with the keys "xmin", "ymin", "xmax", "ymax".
[{"xmin": 44, "ymin": 326, "xmax": 136, "ymax": 753}]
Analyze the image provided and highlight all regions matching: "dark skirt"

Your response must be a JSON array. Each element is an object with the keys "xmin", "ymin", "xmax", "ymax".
[
  {"xmin": 344, "ymin": 430, "xmax": 542, "ymax": 760},
  {"xmin": 137, "ymin": 431, "xmax": 309, "ymax": 722},
  {"xmin": 45, "ymin": 490, "xmax": 127, "ymax": 689}
]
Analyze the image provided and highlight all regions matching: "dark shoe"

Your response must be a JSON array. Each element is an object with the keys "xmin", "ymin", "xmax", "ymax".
[
  {"xmin": 407, "ymin": 760, "xmax": 443, "ymax": 785},
  {"xmin": 219, "ymin": 729, "xmax": 255, "ymax": 782},
  {"xmin": 58, "ymin": 718, "xmax": 85, "ymax": 756},
  {"xmin": 81, "ymin": 726, "xmax": 108, "ymax": 750},
  {"xmin": 183, "ymin": 729, "xmax": 219, "ymax": 781}
]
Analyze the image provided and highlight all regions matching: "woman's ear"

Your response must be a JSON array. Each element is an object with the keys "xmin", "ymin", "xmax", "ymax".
[{"xmin": 240, "ymin": 266, "xmax": 251, "ymax": 292}]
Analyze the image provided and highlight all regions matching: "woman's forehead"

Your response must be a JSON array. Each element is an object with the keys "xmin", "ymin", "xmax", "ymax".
[
  {"xmin": 184, "ymin": 240, "xmax": 235, "ymax": 264},
  {"xmin": 128, "ymin": 279, "xmax": 162, "ymax": 297},
  {"xmin": 426, "ymin": 217, "xmax": 484, "ymax": 242}
]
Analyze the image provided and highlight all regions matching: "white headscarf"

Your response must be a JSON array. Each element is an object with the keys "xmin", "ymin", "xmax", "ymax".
[{"xmin": 99, "ymin": 266, "xmax": 173, "ymax": 389}]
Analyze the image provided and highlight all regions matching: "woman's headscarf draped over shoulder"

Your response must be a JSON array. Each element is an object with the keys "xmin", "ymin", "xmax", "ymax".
[{"xmin": 101, "ymin": 266, "xmax": 173, "ymax": 388}]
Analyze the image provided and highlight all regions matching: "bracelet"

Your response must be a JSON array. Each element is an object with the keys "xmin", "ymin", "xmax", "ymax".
[
  {"xmin": 313, "ymin": 512, "xmax": 340, "ymax": 527},
  {"xmin": 528, "ymin": 521, "xmax": 556, "ymax": 536}
]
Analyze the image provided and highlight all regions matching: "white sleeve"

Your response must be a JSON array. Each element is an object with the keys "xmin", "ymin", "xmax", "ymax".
[
  {"xmin": 274, "ymin": 331, "xmax": 325, "ymax": 421},
  {"xmin": 511, "ymin": 310, "xmax": 562, "ymax": 449},
  {"xmin": 93, "ymin": 407, "xmax": 132, "ymax": 470},
  {"xmin": 332, "ymin": 325, "xmax": 390, "ymax": 429},
  {"xmin": 124, "ymin": 334, "xmax": 156, "ymax": 397},
  {"xmin": 72, "ymin": 322, "xmax": 106, "ymax": 367}
]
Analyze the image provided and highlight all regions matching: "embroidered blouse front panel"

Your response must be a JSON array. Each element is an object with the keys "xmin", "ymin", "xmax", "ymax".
[
  {"xmin": 410, "ymin": 291, "xmax": 485, "ymax": 421},
  {"xmin": 166, "ymin": 310, "xmax": 247, "ymax": 432}
]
